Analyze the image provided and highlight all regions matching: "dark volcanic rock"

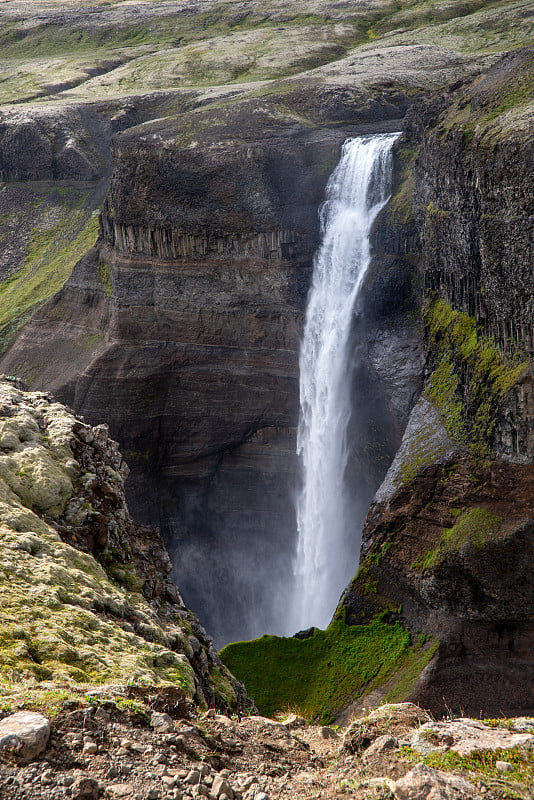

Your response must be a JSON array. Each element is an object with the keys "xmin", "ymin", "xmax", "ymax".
[
  {"xmin": 1, "ymin": 92, "xmax": 422, "ymax": 643},
  {"xmin": 350, "ymin": 452, "xmax": 534, "ymax": 717},
  {"xmin": 414, "ymin": 47, "xmax": 534, "ymax": 462},
  {"xmin": 338, "ymin": 50, "xmax": 534, "ymax": 717}
]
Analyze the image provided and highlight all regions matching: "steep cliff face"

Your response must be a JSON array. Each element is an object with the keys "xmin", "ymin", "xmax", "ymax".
[
  {"xmin": 0, "ymin": 81, "xmax": 424, "ymax": 644},
  {"xmin": 339, "ymin": 48, "xmax": 534, "ymax": 716},
  {"xmin": 0, "ymin": 102, "xmax": 344, "ymax": 643},
  {"xmin": 0, "ymin": 375, "xmax": 248, "ymax": 711},
  {"xmin": 414, "ymin": 46, "xmax": 534, "ymax": 462}
]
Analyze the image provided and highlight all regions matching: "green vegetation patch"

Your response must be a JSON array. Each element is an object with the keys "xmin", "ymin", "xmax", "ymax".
[
  {"xmin": 424, "ymin": 298, "xmax": 529, "ymax": 454},
  {"xmin": 387, "ymin": 144, "xmax": 418, "ymax": 225},
  {"xmin": 402, "ymin": 745, "xmax": 534, "ymax": 799},
  {"xmin": 220, "ymin": 619, "xmax": 434, "ymax": 723},
  {"xmin": 0, "ymin": 209, "xmax": 99, "ymax": 355},
  {"xmin": 414, "ymin": 507, "xmax": 502, "ymax": 571}
]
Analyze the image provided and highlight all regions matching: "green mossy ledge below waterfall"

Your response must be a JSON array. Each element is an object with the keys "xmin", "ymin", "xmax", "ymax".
[{"xmin": 219, "ymin": 619, "xmax": 437, "ymax": 723}]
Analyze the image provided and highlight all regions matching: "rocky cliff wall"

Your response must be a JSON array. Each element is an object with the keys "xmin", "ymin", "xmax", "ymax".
[
  {"xmin": 338, "ymin": 49, "xmax": 534, "ymax": 716},
  {"xmin": 414, "ymin": 47, "xmax": 534, "ymax": 462},
  {"xmin": 0, "ymin": 92, "xmax": 424, "ymax": 644}
]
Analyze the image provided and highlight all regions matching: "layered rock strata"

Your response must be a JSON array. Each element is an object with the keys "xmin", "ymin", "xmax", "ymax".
[{"xmin": 1, "ymin": 95, "xmax": 421, "ymax": 644}]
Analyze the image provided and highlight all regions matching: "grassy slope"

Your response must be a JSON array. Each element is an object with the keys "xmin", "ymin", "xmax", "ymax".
[
  {"xmin": 220, "ymin": 619, "xmax": 437, "ymax": 723},
  {"xmin": 0, "ymin": 1, "xmax": 531, "ymax": 104},
  {"xmin": 0, "ymin": 182, "xmax": 107, "ymax": 354}
]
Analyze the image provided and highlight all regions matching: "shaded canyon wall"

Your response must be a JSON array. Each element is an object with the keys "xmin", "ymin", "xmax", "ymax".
[
  {"xmin": 339, "ymin": 48, "xmax": 534, "ymax": 716},
  {"xmin": 1, "ymin": 96, "xmax": 420, "ymax": 644}
]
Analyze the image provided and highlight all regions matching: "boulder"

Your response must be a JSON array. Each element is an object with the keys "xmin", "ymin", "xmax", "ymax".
[
  {"xmin": 0, "ymin": 711, "xmax": 50, "ymax": 762},
  {"xmin": 72, "ymin": 775, "xmax": 100, "ymax": 800},
  {"xmin": 211, "ymin": 776, "xmax": 234, "ymax": 799},
  {"xmin": 280, "ymin": 714, "xmax": 306, "ymax": 730},
  {"xmin": 320, "ymin": 727, "xmax": 339, "ymax": 740},
  {"xmin": 393, "ymin": 763, "xmax": 480, "ymax": 800},
  {"xmin": 150, "ymin": 712, "xmax": 175, "ymax": 734},
  {"xmin": 363, "ymin": 734, "xmax": 399, "ymax": 759},
  {"xmin": 411, "ymin": 719, "xmax": 534, "ymax": 756}
]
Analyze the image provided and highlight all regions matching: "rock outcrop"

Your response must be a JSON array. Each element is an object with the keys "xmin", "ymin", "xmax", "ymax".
[{"xmin": 0, "ymin": 376, "xmax": 248, "ymax": 712}]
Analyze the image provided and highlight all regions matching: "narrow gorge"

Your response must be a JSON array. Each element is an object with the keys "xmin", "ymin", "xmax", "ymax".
[{"xmin": 0, "ymin": 0, "xmax": 533, "ymax": 754}]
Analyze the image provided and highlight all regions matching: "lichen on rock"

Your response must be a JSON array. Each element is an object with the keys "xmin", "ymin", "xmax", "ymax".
[{"xmin": 0, "ymin": 376, "xmax": 248, "ymax": 713}]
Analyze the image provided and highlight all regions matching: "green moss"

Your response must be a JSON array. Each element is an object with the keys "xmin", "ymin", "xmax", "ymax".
[
  {"xmin": 0, "ymin": 382, "xmax": 203, "ymax": 694},
  {"xmin": 367, "ymin": 542, "xmax": 391, "ymax": 567},
  {"xmin": 208, "ymin": 665, "xmax": 237, "ymax": 709},
  {"xmin": 97, "ymin": 260, "xmax": 113, "ymax": 297},
  {"xmin": 0, "ymin": 212, "xmax": 100, "ymax": 355},
  {"xmin": 386, "ymin": 145, "xmax": 419, "ymax": 225},
  {"xmin": 423, "ymin": 298, "xmax": 530, "ymax": 454},
  {"xmin": 107, "ymin": 565, "xmax": 145, "ymax": 593},
  {"xmin": 397, "ymin": 423, "xmax": 450, "ymax": 488},
  {"xmin": 220, "ymin": 619, "xmax": 433, "ymax": 723},
  {"xmin": 362, "ymin": 578, "xmax": 379, "ymax": 596},
  {"xmin": 402, "ymin": 745, "xmax": 534, "ymax": 798},
  {"xmin": 384, "ymin": 640, "xmax": 439, "ymax": 703},
  {"xmin": 414, "ymin": 507, "xmax": 502, "ymax": 572}
]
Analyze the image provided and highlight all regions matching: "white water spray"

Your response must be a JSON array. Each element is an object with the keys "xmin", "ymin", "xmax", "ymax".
[{"xmin": 291, "ymin": 133, "xmax": 399, "ymax": 632}]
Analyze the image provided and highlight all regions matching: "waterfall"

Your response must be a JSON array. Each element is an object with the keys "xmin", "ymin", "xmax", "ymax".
[{"xmin": 291, "ymin": 132, "xmax": 399, "ymax": 632}]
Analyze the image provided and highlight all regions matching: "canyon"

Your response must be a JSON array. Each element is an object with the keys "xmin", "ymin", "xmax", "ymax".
[{"xmin": 0, "ymin": 0, "xmax": 533, "ymax": 735}]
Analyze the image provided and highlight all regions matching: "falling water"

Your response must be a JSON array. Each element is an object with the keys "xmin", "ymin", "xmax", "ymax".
[{"xmin": 291, "ymin": 132, "xmax": 400, "ymax": 632}]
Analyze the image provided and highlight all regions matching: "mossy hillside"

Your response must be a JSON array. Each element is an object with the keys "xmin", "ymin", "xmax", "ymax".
[
  {"xmin": 435, "ymin": 44, "xmax": 534, "ymax": 145},
  {"xmin": 220, "ymin": 619, "xmax": 436, "ymax": 723},
  {"xmin": 59, "ymin": 24, "xmax": 363, "ymax": 99},
  {"xmin": 0, "ymin": 386, "xmax": 192, "ymax": 690},
  {"xmin": 0, "ymin": 682, "xmax": 164, "ymax": 725},
  {"xmin": 414, "ymin": 507, "xmax": 503, "ymax": 572},
  {"xmin": 0, "ymin": 4, "xmax": 387, "ymax": 103},
  {"xmin": 367, "ymin": 0, "xmax": 534, "ymax": 58},
  {"xmin": 0, "ymin": 380, "xmax": 240, "ymax": 709},
  {"xmin": 0, "ymin": 205, "xmax": 100, "ymax": 355},
  {"xmin": 424, "ymin": 298, "xmax": 530, "ymax": 453},
  {"xmin": 0, "ymin": 0, "xmax": 529, "ymax": 104}
]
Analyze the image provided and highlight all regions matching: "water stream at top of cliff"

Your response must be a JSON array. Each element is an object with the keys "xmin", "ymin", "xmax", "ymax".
[{"xmin": 290, "ymin": 132, "xmax": 400, "ymax": 633}]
